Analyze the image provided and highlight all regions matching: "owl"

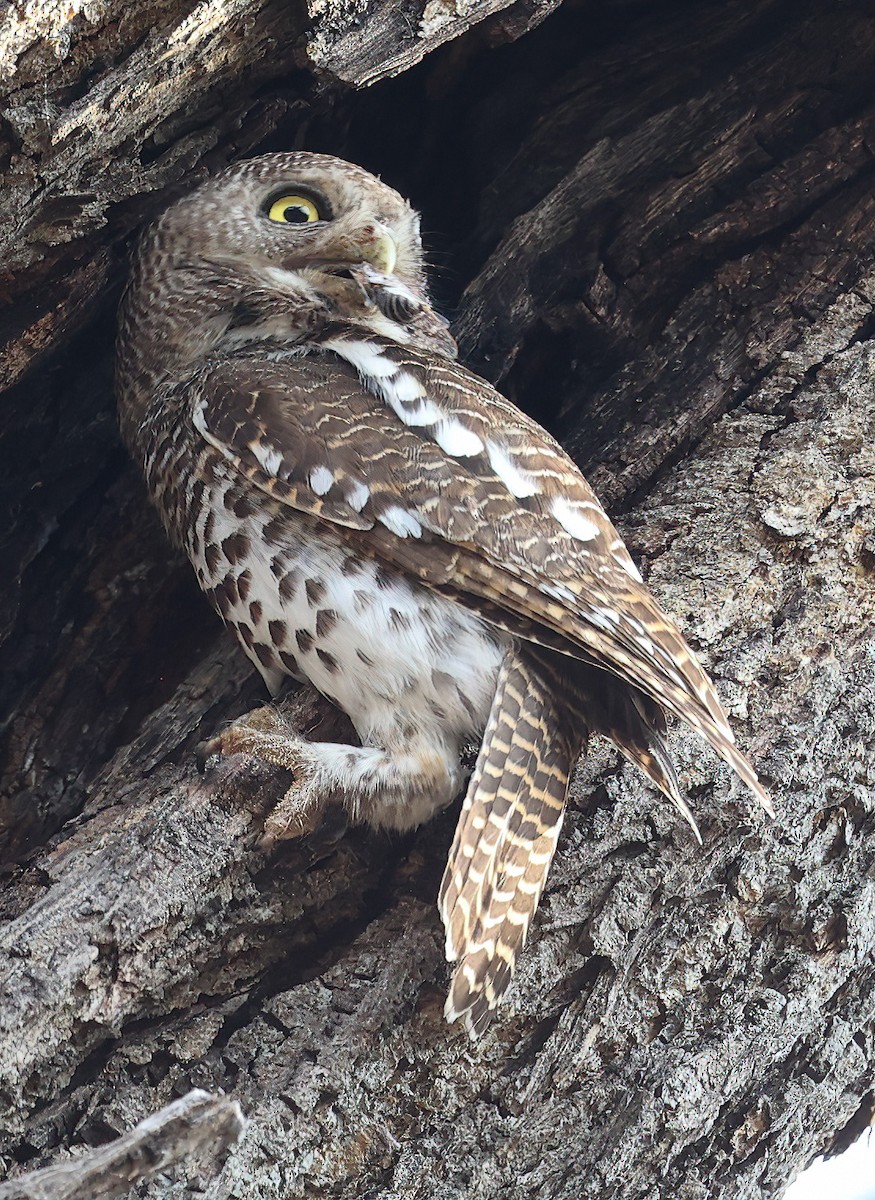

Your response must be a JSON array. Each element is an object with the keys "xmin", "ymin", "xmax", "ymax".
[{"xmin": 117, "ymin": 153, "xmax": 771, "ymax": 1039}]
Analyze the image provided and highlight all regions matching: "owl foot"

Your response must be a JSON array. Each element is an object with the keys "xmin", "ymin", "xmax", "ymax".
[
  {"xmin": 195, "ymin": 705, "xmax": 289, "ymax": 770},
  {"xmin": 260, "ymin": 785, "xmax": 330, "ymax": 846},
  {"xmin": 195, "ymin": 707, "xmax": 328, "ymax": 841},
  {"xmin": 198, "ymin": 708, "xmax": 465, "ymax": 838}
]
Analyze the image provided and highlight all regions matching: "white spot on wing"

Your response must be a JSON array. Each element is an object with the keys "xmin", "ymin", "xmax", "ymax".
[
  {"xmin": 434, "ymin": 418, "xmax": 484, "ymax": 457},
  {"xmin": 552, "ymin": 496, "xmax": 600, "ymax": 541},
  {"xmin": 251, "ymin": 442, "xmax": 283, "ymax": 476},
  {"xmin": 386, "ymin": 371, "xmax": 425, "ymax": 403},
  {"xmin": 380, "ymin": 373, "xmax": 445, "ymax": 429},
  {"xmin": 346, "ymin": 480, "xmax": 370, "ymax": 511},
  {"xmin": 309, "ymin": 465, "xmax": 334, "ymax": 495},
  {"xmin": 325, "ymin": 339, "xmax": 446, "ymax": 428},
  {"xmin": 487, "ymin": 440, "xmax": 538, "ymax": 498},
  {"xmin": 325, "ymin": 339, "xmax": 398, "ymax": 378},
  {"xmin": 399, "ymin": 397, "xmax": 445, "ymax": 426},
  {"xmin": 379, "ymin": 505, "xmax": 423, "ymax": 538}
]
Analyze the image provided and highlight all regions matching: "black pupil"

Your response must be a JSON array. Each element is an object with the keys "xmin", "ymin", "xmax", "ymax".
[{"xmin": 284, "ymin": 204, "xmax": 311, "ymax": 223}]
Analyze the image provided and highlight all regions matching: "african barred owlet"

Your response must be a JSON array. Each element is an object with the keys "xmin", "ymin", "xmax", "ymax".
[{"xmin": 117, "ymin": 152, "xmax": 770, "ymax": 1038}]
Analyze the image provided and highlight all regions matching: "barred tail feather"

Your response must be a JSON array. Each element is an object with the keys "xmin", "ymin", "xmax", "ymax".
[
  {"xmin": 439, "ymin": 648, "xmax": 582, "ymax": 1039},
  {"xmin": 534, "ymin": 657, "xmax": 705, "ymax": 843},
  {"xmin": 603, "ymin": 687, "xmax": 703, "ymax": 844}
]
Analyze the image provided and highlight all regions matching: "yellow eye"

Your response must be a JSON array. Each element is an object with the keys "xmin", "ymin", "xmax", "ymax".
[{"xmin": 266, "ymin": 195, "xmax": 322, "ymax": 224}]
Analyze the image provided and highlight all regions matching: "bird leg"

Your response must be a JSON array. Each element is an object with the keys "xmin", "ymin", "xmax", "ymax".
[{"xmin": 197, "ymin": 706, "xmax": 464, "ymax": 842}]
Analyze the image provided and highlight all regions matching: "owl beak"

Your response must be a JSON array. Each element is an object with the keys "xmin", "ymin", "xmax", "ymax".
[{"xmin": 356, "ymin": 222, "xmax": 398, "ymax": 275}]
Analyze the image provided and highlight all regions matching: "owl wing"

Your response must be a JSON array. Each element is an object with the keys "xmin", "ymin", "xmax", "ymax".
[{"xmin": 190, "ymin": 340, "xmax": 769, "ymax": 813}]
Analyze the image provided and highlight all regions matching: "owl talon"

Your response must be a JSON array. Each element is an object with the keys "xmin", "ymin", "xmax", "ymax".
[
  {"xmin": 196, "ymin": 717, "xmax": 328, "ymax": 843},
  {"xmin": 194, "ymin": 727, "xmax": 252, "ymax": 772},
  {"xmin": 194, "ymin": 708, "xmax": 291, "ymax": 773},
  {"xmin": 195, "ymin": 736, "xmax": 222, "ymax": 773},
  {"xmin": 261, "ymin": 784, "xmax": 328, "ymax": 845}
]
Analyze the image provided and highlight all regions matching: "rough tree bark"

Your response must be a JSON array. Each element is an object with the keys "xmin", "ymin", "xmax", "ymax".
[{"xmin": 2, "ymin": 0, "xmax": 875, "ymax": 1196}]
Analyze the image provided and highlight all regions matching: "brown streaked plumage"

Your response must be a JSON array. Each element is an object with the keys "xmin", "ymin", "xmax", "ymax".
[
  {"xmin": 441, "ymin": 649, "xmax": 582, "ymax": 1036},
  {"xmin": 117, "ymin": 152, "xmax": 771, "ymax": 1039}
]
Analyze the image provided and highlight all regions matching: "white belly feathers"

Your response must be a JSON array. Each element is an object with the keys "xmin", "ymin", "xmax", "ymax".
[{"xmin": 189, "ymin": 467, "xmax": 506, "ymax": 755}]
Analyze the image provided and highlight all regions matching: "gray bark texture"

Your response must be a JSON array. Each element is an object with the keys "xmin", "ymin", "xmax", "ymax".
[
  {"xmin": 0, "ymin": 1092, "xmax": 245, "ymax": 1199},
  {"xmin": 2, "ymin": 0, "xmax": 875, "ymax": 1196}
]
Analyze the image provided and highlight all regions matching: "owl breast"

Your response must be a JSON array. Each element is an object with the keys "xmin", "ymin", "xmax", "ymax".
[{"xmin": 170, "ymin": 442, "xmax": 506, "ymax": 778}]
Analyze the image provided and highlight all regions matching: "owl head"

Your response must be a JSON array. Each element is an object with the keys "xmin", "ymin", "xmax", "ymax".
[
  {"xmin": 119, "ymin": 153, "xmax": 455, "ymax": 418},
  {"xmin": 149, "ymin": 152, "xmax": 430, "ymax": 308}
]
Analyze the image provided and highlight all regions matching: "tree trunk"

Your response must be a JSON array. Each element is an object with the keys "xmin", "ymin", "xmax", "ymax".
[{"xmin": 2, "ymin": 0, "xmax": 875, "ymax": 1196}]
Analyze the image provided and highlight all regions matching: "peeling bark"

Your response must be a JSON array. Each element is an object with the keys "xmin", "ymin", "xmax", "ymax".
[{"xmin": 2, "ymin": 0, "xmax": 875, "ymax": 1196}]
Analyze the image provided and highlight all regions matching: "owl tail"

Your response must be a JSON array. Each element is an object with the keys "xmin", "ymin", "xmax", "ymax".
[
  {"xmin": 439, "ymin": 647, "xmax": 582, "ymax": 1040},
  {"xmin": 584, "ymin": 678, "xmax": 705, "ymax": 844},
  {"xmin": 528, "ymin": 651, "xmax": 705, "ymax": 843}
]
